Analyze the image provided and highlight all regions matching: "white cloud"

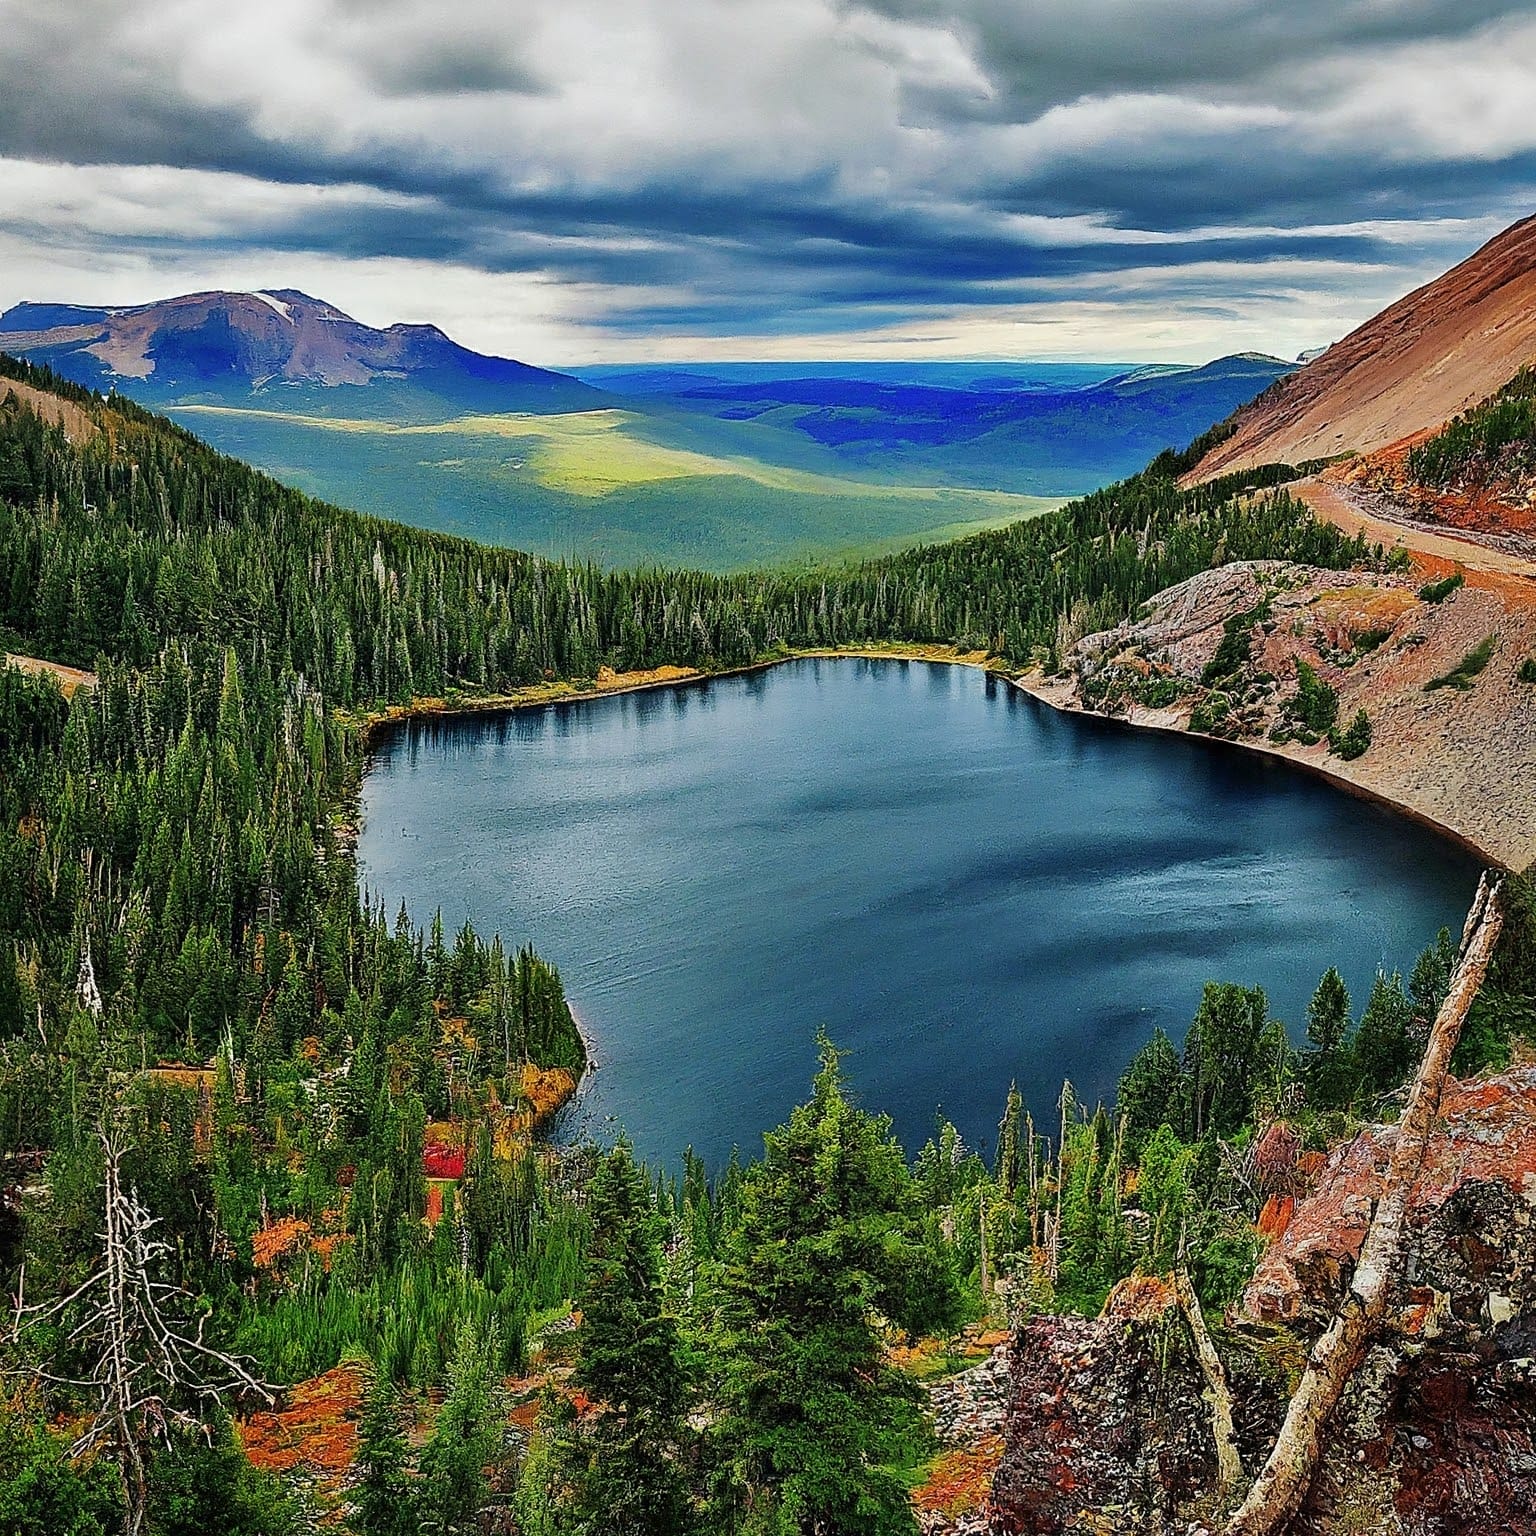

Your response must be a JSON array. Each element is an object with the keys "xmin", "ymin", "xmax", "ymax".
[{"xmin": 0, "ymin": 0, "xmax": 1530, "ymax": 358}]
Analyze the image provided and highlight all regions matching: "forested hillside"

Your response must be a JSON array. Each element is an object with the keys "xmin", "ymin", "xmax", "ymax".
[{"xmin": 4, "ymin": 353, "xmax": 1529, "ymax": 1535}]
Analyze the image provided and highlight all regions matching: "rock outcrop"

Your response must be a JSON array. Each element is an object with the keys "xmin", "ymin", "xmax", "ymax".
[
  {"xmin": 985, "ymin": 1069, "xmax": 1536, "ymax": 1535},
  {"xmin": 1023, "ymin": 557, "xmax": 1536, "ymax": 871},
  {"xmin": 990, "ymin": 1276, "xmax": 1281, "ymax": 1535}
]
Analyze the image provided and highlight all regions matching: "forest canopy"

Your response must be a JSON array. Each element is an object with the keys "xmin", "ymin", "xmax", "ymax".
[{"xmin": 5, "ymin": 352, "xmax": 1525, "ymax": 1536}]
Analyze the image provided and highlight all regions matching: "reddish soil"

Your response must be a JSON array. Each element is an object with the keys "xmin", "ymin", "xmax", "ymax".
[
  {"xmin": 1189, "ymin": 215, "xmax": 1536, "ymax": 481},
  {"xmin": 1295, "ymin": 476, "xmax": 1536, "ymax": 579},
  {"xmin": 914, "ymin": 1436, "xmax": 1007, "ymax": 1521},
  {"xmin": 1325, "ymin": 435, "xmax": 1536, "ymax": 551}
]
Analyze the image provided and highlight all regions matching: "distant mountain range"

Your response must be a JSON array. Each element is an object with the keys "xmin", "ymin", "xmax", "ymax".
[
  {"xmin": 579, "ymin": 353, "xmax": 1297, "ymax": 496},
  {"xmin": 0, "ymin": 285, "xmax": 1301, "ymax": 565},
  {"xmin": 1190, "ymin": 212, "xmax": 1536, "ymax": 480},
  {"xmin": 0, "ymin": 289, "xmax": 602, "ymax": 419}
]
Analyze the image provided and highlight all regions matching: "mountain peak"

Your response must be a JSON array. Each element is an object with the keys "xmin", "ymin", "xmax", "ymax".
[{"xmin": 0, "ymin": 288, "xmax": 599, "ymax": 418}]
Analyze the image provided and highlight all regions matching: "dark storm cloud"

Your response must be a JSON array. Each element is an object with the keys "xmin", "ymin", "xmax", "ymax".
[
  {"xmin": 840, "ymin": 0, "xmax": 1535, "ymax": 120},
  {"xmin": 0, "ymin": 0, "xmax": 1533, "ymax": 353}
]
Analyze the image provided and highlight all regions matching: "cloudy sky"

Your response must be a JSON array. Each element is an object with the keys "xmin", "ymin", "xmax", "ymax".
[{"xmin": 1, "ymin": 0, "xmax": 1534, "ymax": 363}]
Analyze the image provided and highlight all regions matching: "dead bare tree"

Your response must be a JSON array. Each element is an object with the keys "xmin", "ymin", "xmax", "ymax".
[
  {"xmin": 1173, "ymin": 1262, "xmax": 1243, "ymax": 1498},
  {"xmin": 8, "ymin": 1124, "xmax": 274, "ymax": 1536},
  {"xmin": 1222, "ymin": 869, "xmax": 1505, "ymax": 1536}
]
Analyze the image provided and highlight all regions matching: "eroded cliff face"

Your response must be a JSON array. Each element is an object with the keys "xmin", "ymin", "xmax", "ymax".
[
  {"xmin": 1022, "ymin": 557, "xmax": 1536, "ymax": 871},
  {"xmin": 983, "ymin": 1069, "xmax": 1536, "ymax": 1536}
]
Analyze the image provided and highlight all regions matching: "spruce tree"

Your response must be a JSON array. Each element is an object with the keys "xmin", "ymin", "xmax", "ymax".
[
  {"xmin": 1116, "ymin": 1028, "xmax": 1183, "ymax": 1148},
  {"xmin": 1305, "ymin": 967, "xmax": 1354, "ymax": 1108},
  {"xmin": 552, "ymin": 1140, "xmax": 691, "ymax": 1536},
  {"xmin": 348, "ymin": 1369, "xmax": 420, "ymax": 1536},
  {"xmin": 417, "ymin": 1321, "xmax": 503, "ymax": 1536},
  {"xmin": 712, "ymin": 1036, "xmax": 960, "ymax": 1536},
  {"xmin": 1353, "ymin": 972, "xmax": 1415, "ymax": 1095}
]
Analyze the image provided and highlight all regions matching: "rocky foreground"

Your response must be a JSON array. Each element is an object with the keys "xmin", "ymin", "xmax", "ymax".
[
  {"xmin": 934, "ymin": 1067, "xmax": 1536, "ymax": 1536},
  {"xmin": 1022, "ymin": 556, "xmax": 1536, "ymax": 871}
]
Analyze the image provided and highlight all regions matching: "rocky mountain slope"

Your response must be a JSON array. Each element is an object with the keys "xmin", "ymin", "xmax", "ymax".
[
  {"xmin": 0, "ymin": 290, "xmax": 602, "ymax": 420},
  {"xmin": 1023, "ymin": 553, "xmax": 1536, "ymax": 872},
  {"xmin": 1188, "ymin": 215, "xmax": 1536, "ymax": 481}
]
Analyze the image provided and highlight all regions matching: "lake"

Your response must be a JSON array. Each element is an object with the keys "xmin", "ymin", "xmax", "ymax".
[{"xmin": 357, "ymin": 658, "xmax": 1482, "ymax": 1166}]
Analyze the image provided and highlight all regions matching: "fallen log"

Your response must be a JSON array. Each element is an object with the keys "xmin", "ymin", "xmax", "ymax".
[{"xmin": 1222, "ymin": 870, "xmax": 1505, "ymax": 1536}]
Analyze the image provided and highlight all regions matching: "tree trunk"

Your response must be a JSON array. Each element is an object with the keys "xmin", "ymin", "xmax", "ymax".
[
  {"xmin": 1175, "ymin": 1265, "xmax": 1243, "ymax": 1496},
  {"xmin": 1222, "ymin": 871, "xmax": 1504, "ymax": 1536}
]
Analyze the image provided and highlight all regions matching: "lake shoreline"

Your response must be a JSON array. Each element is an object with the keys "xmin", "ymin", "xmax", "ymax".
[
  {"xmin": 1007, "ymin": 673, "xmax": 1506, "ymax": 871},
  {"xmin": 350, "ymin": 645, "xmax": 1500, "ymax": 872},
  {"xmin": 355, "ymin": 648, "xmax": 1482, "ymax": 1162},
  {"xmin": 350, "ymin": 643, "xmax": 997, "ymax": 752}
]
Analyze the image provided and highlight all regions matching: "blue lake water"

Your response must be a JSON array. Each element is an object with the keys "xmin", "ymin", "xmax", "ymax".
[{"xmin": 356, "ymin": 658, "xmax": 1481, "ymax": 1166}]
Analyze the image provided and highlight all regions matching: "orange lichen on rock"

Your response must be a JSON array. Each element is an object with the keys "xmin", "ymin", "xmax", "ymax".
[
  {"xmin": 1256, "ymin": 1194, "xmax": 1295, "ymax": 1242},
  {"xmin": 913, "ymin": 1436, "xmax": 1006, "ymax": 1519},
  {"xmin": 1311, "ymin": 583, "xmax": 1418, "ymax": 627},
  {"xmin": 1243, "ymin": 1066, "xmax": 1536, "ymax": 1324},
  {"xmin": 239, "ymin": 1364, "xmax": 366, "ymax": 1486}
]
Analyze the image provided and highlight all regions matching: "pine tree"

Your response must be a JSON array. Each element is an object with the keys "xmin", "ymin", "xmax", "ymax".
[
  {"xmin": 550, "ymin": 1141, "xmax": 691, "ymax": 1535},
  {"xmin": 712, "ymin": 1036, "xmax": 960, "ymax": 1536},
  {"xmin": 1116, "ymin": 1028, "xmax": 1183, "ymax": 1148},
  {"xmin": 1305, "ymin": 967, "xmax": 1354, "ymax": 1108},
  {"xmin": 1353, "ymin": 972, "xmax": 1415, "ymax": 1095},
  {"xmin": 348, "ymin": 1369, "xmax": 420, "ymax": 1536},
  {"xmin": 416, "ymin": 1320, "xmax": 503, "ymax": 1536}
]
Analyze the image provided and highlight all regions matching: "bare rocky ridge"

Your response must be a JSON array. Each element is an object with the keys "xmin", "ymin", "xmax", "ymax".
[
  {"xmin": 1188, "ymin": 215, "xmax": 1536, "ymax": 482},
  {"xmin": 0, "ymin": 375, "xmax": 95, "ymax": 442},
  {"xmin": 1022, "ymin": 556, "xmax": 1536, "ymax": 872}
]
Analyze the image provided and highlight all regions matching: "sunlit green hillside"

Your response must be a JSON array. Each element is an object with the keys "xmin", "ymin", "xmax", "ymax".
[{"xmin": 170, "ymin": 404, "xmax": 1059, "ymax": 569}]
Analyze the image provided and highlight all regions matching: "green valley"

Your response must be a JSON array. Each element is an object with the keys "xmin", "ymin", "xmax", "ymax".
[{"xmin": 167, "ymin": 403, "xmax": 1057, "ymax": 570}]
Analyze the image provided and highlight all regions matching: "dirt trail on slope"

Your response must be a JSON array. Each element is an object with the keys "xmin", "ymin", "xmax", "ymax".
[{"xmin": 1295, "ymin": 477, "xmax": 1536, "ymax": 584}]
